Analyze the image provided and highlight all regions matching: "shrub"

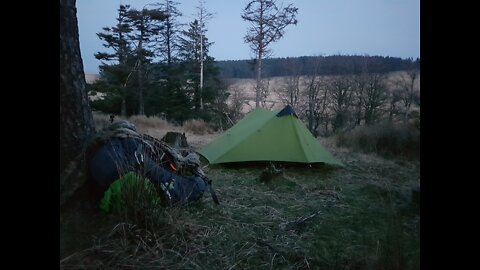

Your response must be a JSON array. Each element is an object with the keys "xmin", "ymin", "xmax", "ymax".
[{"xmin": 336, "ymin": 123, "xmax": 419, "ymax": 159}]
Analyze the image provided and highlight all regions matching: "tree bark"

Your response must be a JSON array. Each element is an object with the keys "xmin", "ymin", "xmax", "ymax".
[
  {"xmin": 60, "ymin": 0, "xmax": 95, "ymax": 205},
  {"xmin": 255, "ymin": 54, "xmax": 262, "ymax": 108},
  {"xmin": 404, "ymin": 70, "xmax": 418, "ymax": 123},
  {"xmin": 137, "ymin": 58, "xmax": 145, "ymax": 115},
  {"xmin": 121, "ymin": 95, "xmax": 127, "ymax": 116},
  {"xmin": 200, "ymin": 32, "xmax": 204, "ymax": 110},
  {"xmin": 137, "ymin": 17, "xmax": 145, "ymax": 115}
]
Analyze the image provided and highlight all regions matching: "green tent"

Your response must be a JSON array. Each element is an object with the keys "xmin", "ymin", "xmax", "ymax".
[{"xmin": 197, "ymin": 105, "xmax": 344, "ymax": 166}]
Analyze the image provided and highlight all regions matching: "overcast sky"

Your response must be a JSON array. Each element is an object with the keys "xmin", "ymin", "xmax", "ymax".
[{"xmin": 77, "ymin": 0, "xmax": 420, "ymax": 74}]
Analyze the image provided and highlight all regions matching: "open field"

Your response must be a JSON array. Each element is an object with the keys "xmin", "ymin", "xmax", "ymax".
[
  {"xmin": 60, "ymin": 116, "xmax": 420, "ymax": 269},
  {"xmin": 87, "ymin": 71, "xmax": 420, "ymax": 115}
]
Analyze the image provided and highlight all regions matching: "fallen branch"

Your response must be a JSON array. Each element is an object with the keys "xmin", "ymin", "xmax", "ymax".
[{"xmin": 279, "ymin": 209, "xmax": 323, "ymax": 231}]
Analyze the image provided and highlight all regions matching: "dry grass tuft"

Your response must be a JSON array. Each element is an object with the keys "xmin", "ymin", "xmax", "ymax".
[
  {"xmin": 91, "ymin": 113, "xmax": 215, "ymax": 148},
  {"xmin": 336, "ymin": 123, "xmax": 420, "ymax": 160},
  {"xmin": 92, "ymin": 111, "xmax": 113, "ymax": 131},
  {"xmin": 128, "ymin": 115, "xmax": 175, "ymax": 131},
  {"xmin": 183, "ymin": 119, "xmax": 213, "ymax": 135}
]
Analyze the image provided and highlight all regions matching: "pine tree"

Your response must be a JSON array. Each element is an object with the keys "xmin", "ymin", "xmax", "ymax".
[
  {"xmin": 94, "ymin": 5, "xmax": 134, "ymax": 116},
  {"xmin": 94, "ymin": 5, "xmax": 166, "ymax": 116},
  {"xmin": 125, "ymin": 6, "xmax": 166, "ymax": 115},
  {"xmin": 178, "ymin": 19, "xmax": 212, "ymax": 112}
]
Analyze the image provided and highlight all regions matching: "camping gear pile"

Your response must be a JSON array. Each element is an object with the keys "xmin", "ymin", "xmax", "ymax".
[{"xmin": 86, "ymin": 120, "xmax": 219, "ymax": 212}]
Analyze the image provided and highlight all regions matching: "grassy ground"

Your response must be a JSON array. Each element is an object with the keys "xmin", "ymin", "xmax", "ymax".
[{"xmin": 60, "ymin": 121, "xmax": 419, "ymax": 269}]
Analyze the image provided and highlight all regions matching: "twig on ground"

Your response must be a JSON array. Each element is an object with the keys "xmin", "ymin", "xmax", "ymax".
[{"xmin": 279, "ymin": 209, "xmax": 323, "ymax": 231}]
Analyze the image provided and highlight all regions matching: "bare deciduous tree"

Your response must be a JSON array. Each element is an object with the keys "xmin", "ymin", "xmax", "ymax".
[
  {"xmin": 196, "ymin": 0, "xmax": 213, "ymax": 110},
  {"xmin": 260, "ymin": 78, "xmax": 276, "ymax": 109},
  {"xmin": 304, "ymin": 59, "xmax": 330, "ymax": 135},
  {"xmin": 329, "ymin": 76, "xmax": 355, "ymax": 133},
  {"xmin": 241, "ymin": 0, "xmax": 298, "ymax": 108},
  {"xmin": 394, "ymin": 69, "xmax": 420, "ymax": 123},
  {"xmin": 352, "ymin": 74, "xmax": 367, "ymax": 126},
  {"xmin": 275, "ymin": 57, "xmax": 302, "ymax": 109},
  {"xmin": 363, "ymin": 73, "xmax": 388, "ymax": 125},
  {"xmin": 228, "ymin": 86, "xmax": 249, "ymax": 123},
  {"xmin": 387, "ymin": 88, "xmax": 403, "ymax": 122},
  {"xmin": 305, "ymin": 75, "xmax": 320, "ymax": 134}
]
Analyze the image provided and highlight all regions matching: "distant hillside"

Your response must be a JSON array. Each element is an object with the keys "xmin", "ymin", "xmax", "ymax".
[
  {"xmin": 215, "ymin": 55, "xmax": 420, "ymax": 79},
  {"xmin": 85, "ymin": 55, "xmax": 419, "ymax": 81}
]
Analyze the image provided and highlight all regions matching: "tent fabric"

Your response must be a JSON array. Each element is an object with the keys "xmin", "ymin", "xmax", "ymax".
[
  {"xmin": 197, "ymin": 106, "xmax": 344, "ymax": 166},
  {"xmin": 276, "ymin": 104, "xmax": 298, "ymax": 118}
]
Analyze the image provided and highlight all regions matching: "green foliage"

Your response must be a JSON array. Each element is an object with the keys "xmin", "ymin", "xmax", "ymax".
[
  {"xmin": 92, "ymin": 3, "xmax": 229, "ymax": 123},
  {"xmin": 89, "ymin": 69, "xmax": 139, "ymax": 116},
  {"xmin": 151, "ymin": 65, "xmax": 194, "ymax": 122},
  {"xmin": 100, "ymin": 172, "xmax": 158, "ymax": 213},
  {"xmin": 90, "ymin": 94, "xmax": 122, "ymax": 114},
  {"xmin": 93, "ymin": 4, "xmax": 167, "ymax": 116},
  {"xmin": 100, "ymin": 171, "xmax": 168, "ymax": 230}
]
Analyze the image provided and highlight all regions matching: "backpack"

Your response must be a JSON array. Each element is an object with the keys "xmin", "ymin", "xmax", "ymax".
[{"xmin": 87, "ymin": 121, "xmax": 219, "ymax": 209}]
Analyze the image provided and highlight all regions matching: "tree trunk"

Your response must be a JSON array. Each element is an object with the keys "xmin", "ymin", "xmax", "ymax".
[
  {"xmin": 306, "ymin": 76, "xmax": 316, "ymax": 133},
  {"xmin": 404, "ymin": 71, "xmax": 417, "ymax": 123},
  {"xmin": 137, "ymin": 58, "xmax": 145, "ymax": 115},
  {"xmin": 166, "ymin": 16, "xmax": 172, "ymax": 65},
  {"xmin": 137, "ymin": 19, "xmax": 145, "ymax": 115},
  {"xmin": 200, "ymin": 30, "xmax": 204, "ymax": 110},
  {"xmin": 121, "ymin": 95, "xmax": 127, "ymax": 116},
  {"xmin": 60, "ymin": 0, "xmax": 95, "ymax": 205},
  {"xmin": 389, "ymin": 102, "xmax": 395, "ymax": 122},
  {"xmin": 255, "ymin": 55, "xmax": 262, "ymax": 108}
]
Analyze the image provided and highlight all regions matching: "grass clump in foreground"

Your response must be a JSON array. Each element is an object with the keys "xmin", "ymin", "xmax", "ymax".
[{"xmin": 60, "ymin": 160, "xmax": 419, "ymax": 270}]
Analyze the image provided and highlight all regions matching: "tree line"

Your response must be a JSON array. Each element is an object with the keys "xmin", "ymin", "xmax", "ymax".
[
  {"xmin": 216, "ymin": 55, "xmax": 420, "ymax": 79},
  {"xmin": 89, "ymin": 0, "xmax": 302, "ymax": 118},
  {"xmin": 88, "ymin": 1, "xmax": 229, "ymax": 126},
  {"xmin": 267, "ymin": 58, "xmax": 420, "ymax": 136}
]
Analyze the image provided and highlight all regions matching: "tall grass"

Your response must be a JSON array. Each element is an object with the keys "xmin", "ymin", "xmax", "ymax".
[
  {"xmin": 128, "ymin": 115, "xmax": 175, "ymax": 131},
  {"xmin": 61, "ymin": 162, "xmax": 419, "ymax": 269},
  {"xmin": 92, "ymin": 112, "xmax": 212, "ymax": 136},
  {"xmin": 183, "ymin": 119, "xmax": 213, "ymax": 135},
  {"xmin": 336, "ymin": 123, "xmax": 420, "ymax": 160}
]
